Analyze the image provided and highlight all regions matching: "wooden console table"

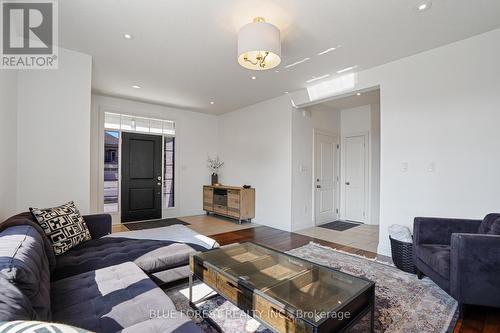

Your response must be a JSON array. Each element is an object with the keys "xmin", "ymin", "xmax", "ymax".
[{"xmin": 203, "ymin": 185, "xmax": 255, "ymax": 223}]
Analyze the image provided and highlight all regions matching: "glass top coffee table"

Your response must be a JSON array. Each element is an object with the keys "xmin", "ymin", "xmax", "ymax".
[{"xmin": 189, "ymin": 242, "xmax": 375, "ymax": 333}]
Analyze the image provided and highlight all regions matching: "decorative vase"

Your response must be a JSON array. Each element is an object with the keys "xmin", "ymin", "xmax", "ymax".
[{"xmin": 211, "ymin": 173, "xmax": 218, "ymax": 185}]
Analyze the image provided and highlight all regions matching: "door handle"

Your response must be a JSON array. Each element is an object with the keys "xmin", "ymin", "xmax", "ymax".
[
  {"xmin": 316, "ymin": 185, "xmax": 321, "ymax": 188},
  {"xmin": 345, "ymin": 182, "xmax": 350, "ymax": 185}
]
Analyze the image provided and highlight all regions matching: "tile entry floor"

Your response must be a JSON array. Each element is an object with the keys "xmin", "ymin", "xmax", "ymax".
[{"xmin": 295, "ymin": 223, "xmax": 379, "ymax": 253}]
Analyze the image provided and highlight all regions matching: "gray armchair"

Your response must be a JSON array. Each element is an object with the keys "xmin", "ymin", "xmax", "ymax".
[{"xmin": 413, "ymin": 213, "xmax": 500, "ymax": 316}]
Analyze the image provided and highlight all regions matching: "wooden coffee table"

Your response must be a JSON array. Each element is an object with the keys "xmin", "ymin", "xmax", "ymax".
[{"xmin": 189, "ymin": 242, "xmax": 375, "ymax": 333}]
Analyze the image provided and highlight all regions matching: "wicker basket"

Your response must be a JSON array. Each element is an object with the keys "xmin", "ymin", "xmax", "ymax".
[{"xmin": 389, "ymin": 236, "xmax": 416, "ymax": 274}]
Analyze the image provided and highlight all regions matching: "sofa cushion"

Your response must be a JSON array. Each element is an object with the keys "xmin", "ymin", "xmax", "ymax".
[
  {"xmin": 31, "ymin": 201, "xmax": 92, "ymax": 255},
  {"xmin": 416, "ymin": 244, "xmax": 451, "ymax": 279},
  {"xmin": 51, "ymin": 262, "xmax": 188, "ymax": 333},
  {"xmin": 53, "ymin": 237, "xmax": 204, "ymax": 281},
  {"xmin": 478, "ymin": 213, "xmax": 500, "ymax": 235},
  {"xmin": 0, "ymin": 225, "xmax": 51, "ymax": 321}
]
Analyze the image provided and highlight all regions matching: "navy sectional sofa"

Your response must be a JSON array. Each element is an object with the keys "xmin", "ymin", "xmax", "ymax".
[
  {"xmin": 0, "ymin": 213, "xmax": 204, "ymax": 333},
  {"xmin": 413, "ymin": 213, "xmax": 500, "ymax": 315}
]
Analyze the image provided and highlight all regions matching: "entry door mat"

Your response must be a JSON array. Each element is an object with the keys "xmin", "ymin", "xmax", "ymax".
[
  {"xmin": 318, "ymin": 220, "xmax": 362, "ymax": 231},
  {"xmin": 123, "ymin": 218, "xmax": 190, "ymax": 230}
]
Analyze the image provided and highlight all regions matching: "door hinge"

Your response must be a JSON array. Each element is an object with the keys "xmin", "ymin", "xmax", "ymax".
[
  {"xmin": 336, "ymin": 144, "xmax": 340, "ymax": 149},
  {"xmin": 336, "ymin": 208, "xmax": 339, "ymax": 214}
]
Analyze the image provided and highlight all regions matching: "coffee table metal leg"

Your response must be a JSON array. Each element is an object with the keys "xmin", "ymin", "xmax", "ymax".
[
  {"xmin": 189, "ymin": 272, "xmax": 193, "ymax": 303},
  {"xmin": 370, "ymin": 287, "xmax": 375, "ymax": 333}
]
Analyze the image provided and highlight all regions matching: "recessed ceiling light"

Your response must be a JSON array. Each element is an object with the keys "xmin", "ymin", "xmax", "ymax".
[
  {"xmin": 417, "ymin": 2, "xmax": 432, "ymax": 11},
  {"xmin": 132, "ymin": 84, "xmax": 141, "ymax": 89},
  {"xmin": 284, "ymin": 57, "xmax": 311, "ymax": 69},
  {"xmin": 210, "ymin": 101, "xmax": 215, "ymax": 105},
  {"xmin": 356, "ymin": 92, "xmax": 362, "ymax": 96},
  {"xmin": 336, "ymin": 66, "xmax": 357, "ymax": 74},
  {"xmin": 123, "ymin": 33, "xmax": 134, "ymax": 40},
  {"xmin": 284, "ymin": 91, "xmax": 289, "ymax": 94},
  {"xmin": 275, "ymin": 70, "xmax": 280, "ymax": 73},
  {"xmin": 317, "ymin": 45, "xmax": 341, "ymax": 56},
  {"xmin": 306, "ymin": 74, "xmax": 330, "ymax": 83},
  {"xmin": 251, "ymin": 76, "xmax": 257, "ymax": 80}
]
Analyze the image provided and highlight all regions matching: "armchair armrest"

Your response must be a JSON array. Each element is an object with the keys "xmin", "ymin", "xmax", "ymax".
[
  {"xmin": 450, "ymin": 233, "xmax": 500, "ymax": 307},
  {"xmin": 83, "ymin": 214, "xmax": 112, "ymax": 239},
  {"xmin": 413, "ymin": 217, "xmax": 481, "ymax": 246}
]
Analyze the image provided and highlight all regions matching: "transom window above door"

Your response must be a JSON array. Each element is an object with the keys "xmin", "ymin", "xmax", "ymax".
[{"xmin": 104, "ymin": 112, "xmax": 175, "ymax": 135}]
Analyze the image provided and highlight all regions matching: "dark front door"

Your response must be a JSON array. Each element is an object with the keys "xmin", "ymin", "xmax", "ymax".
[{"xmin": 121, "ymin": 132, "xmax": 162, "ymax": 222}]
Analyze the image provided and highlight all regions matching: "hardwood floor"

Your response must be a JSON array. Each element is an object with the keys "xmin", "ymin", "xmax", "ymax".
[
  {"xmin": 210, "ymin": 225, "xmax": 379, "ymax": 259},
  {"xmin": 209, "ymin": 225, "xmax": 500, "ymax": 333}
]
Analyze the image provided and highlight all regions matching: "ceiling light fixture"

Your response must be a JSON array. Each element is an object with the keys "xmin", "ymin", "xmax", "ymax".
[
  {"xmin": 317, "ymin": 45, "xmax": 341, "ymax": 56},
  {"xmin": 251, "ymin": 76, "xmax": 257, "ymax": 80},
  {"xmin": 132, "ymin": 84, "xmax": 141, "ymax": 89},
  {"xmin": 210, "ymin": 101, "xmax": 215, "ymax": 105},
  {"xmin": 306, "ymin": 74, "xmax": 331, "ymax": 83},
  {"xmin": 238, "ymin": 17, "xmax": 281, "ymax": 71},
  {"xmin": 417, "ymin": 2, "xmax": 432, "ymax": 11},
  {"xmin": 284, "ymin": 57, "xmax": 311, "ymax": 69},
  {"xmin": 123, "ymin": 33, "xmax": 134, "ymax": 40},
  {"xmin": 356, "ymin": 92, "xmax": 362, "ymax": 96},
  {"xmin": 284, "ymin": 91, "xmax": 289, "ymax": 94},
  {"xmin": 336, "ymin": 66, "xmax": 357, "ymax": 74}
]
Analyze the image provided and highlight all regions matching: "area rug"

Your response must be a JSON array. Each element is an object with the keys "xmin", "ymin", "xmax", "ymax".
[
  {"xmin": 122, "ymin": 218, "xmax": 189, "ymax": 230},
  {"xmin": 164, "ymin": 242, "xmax": 457, "ymax": 333},
  {"xmin": 318, "ymin": 220, "xmax": 362, "ymax": 231}
]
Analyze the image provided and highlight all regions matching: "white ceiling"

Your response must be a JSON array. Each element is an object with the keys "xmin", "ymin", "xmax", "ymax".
[{"xmin": 59, "ymin": 0, "xmax": 500, "ymax": 115}]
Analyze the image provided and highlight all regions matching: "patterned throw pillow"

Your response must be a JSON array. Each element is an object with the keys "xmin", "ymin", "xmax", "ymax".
[
  {"xmin": 0, "ymin": 321, "xmax": 93, "ymax": 332},
  {"xmin": 30, "ymin": 202, "xmax": 92, "ymax": 255}
]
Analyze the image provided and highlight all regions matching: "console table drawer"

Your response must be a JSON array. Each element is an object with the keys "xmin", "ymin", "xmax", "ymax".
[
  {"xmin": 214, "ymin": 204, "xmax": 227, "ymax": 214},
  {"xmin": 255, "ymin": 295, "xmax": 312, "ymax": 333}
]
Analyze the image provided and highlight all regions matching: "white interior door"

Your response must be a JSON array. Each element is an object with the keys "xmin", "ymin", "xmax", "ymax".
[
  {"xmin": 314, "ymin": 132, "xmax": 338, "ymax": 224},
  {"xmin": 342, "ymin": 135, "xmax": 367, "ymax": 222}
]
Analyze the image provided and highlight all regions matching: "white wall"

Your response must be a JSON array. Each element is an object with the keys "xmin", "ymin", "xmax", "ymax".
[
  {"xmin": 218, "ymin": 95, "xmax": 293, "ymax": 231},
  {"xmin": 16, "ymin": 48, "xmax": 92, "ymax": 213},
  {"xmin": 0, "ymin": 71, "xmax": 18, "ymax": 220},
  {"xmin": 294, "ymin": 28, "xmax": 500, "ymax": 255},
  {"xmin": 291, "ymin": 104, "xmax": 340, "ymax": 231},
  {"xmin": 90, "ymin": 95, "xmax": 219, "ymax": 222}
]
